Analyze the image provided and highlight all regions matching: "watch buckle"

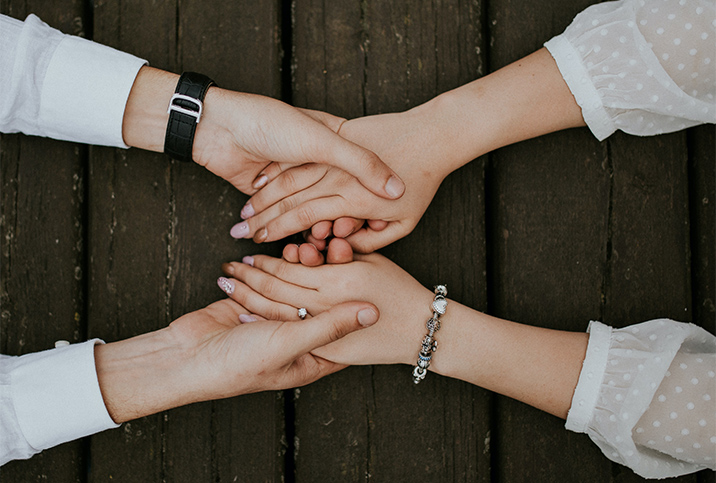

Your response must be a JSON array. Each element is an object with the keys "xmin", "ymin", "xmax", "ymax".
[{"xmin": 167, "ymin": 93, "xmax": 203, "ymax": 123}]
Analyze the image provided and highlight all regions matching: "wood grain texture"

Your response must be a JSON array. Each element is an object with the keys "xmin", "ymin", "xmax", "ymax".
[
  {"xmin": 688, "ymin": 125, "xmax": 715, "ymax": 337},
  {"xmin": 0, "ymin": 2, "xmax": 88, "ymax": 482},
  {"xmin": 291, "ymin": 1, "xmax": 489, "ymax": 481}
]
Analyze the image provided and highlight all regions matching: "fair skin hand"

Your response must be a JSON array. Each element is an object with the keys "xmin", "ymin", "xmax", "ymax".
[
  {"xmin": 120, "ymin": 66, "xmax": 405, "ymax": 204},
  {"xmin": 219, "ymin": 253, "xmax": 588, "ymax": 419},
  {"xmin": 233, "ymin": 48, "xmax": 586, "ymax": 253},
  {"xmin": 94, "ymin": 297, "xmax": 379, "ymax": 423}
]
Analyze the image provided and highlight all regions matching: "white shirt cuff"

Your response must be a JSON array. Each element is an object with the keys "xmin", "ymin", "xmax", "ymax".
[
  {"xmin": 10, "ymin": 339, "xmax": 119, "ymax": 451},
  {"xmin": 544, "ymin": 35, "xmax": 616, "ymax": 142},
  {"xmin": 38, "ymin": 35, "xmax": 147, "ymax": 148},
  {"xmin": 565, "ymin": 320, "xmax": 612, "ymax": 433}
]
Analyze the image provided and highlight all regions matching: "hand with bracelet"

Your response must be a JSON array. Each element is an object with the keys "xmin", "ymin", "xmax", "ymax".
[
  {"xmin": 216, "ymin": 251, "xmax": 716, "ymax": 477},
  {"xmin": 217, "ymin": 252, "xmax": 588, "ymax": 419}
]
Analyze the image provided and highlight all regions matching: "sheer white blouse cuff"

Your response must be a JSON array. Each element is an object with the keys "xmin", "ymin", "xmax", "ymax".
[
  {"xmin": 567, "ymin": 319, "xmax": 715, "ymax": 478},
  {"xmin": 2, "ymin": 340, "xmax": 119, "ymax": 465},
  {"xmin": 545, "ymin": 0, "xmax": 716, "ymax": 141}
]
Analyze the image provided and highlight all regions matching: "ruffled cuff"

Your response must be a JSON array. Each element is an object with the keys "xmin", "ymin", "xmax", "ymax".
[
  {"xmin": 545, "ymin": 35, "xmax": 616, "ymax": 141},
  {"xmin": 10, "ymin": 339, "xmax": 120, "ymax": 453},
  {"xmin": 566, "ymin": 319, "xmax": 714, "ymax": 478}
]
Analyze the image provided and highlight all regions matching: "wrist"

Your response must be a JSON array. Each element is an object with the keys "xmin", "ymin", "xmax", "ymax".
[
  {"xmin": 95, "ymin": 327, "xmax": 192, "ymax": 423},
  {"xmin": 122, "ymin": 66, "xmax": 179, "ymax": 152}
]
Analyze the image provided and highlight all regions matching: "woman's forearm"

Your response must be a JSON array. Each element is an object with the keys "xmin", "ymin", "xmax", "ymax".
[
  {"xmin": 428, "ymin": 301, "xmax": 588, "ymax": 419},
  {"xmin": 424, "ymin": 47, "xmax": 585, "ymax": 175}
]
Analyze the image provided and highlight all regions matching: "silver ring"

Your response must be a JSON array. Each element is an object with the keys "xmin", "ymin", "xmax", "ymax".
[{"xmin": 297, "ymin": 307, "xmax": 308, "ymax": 320}]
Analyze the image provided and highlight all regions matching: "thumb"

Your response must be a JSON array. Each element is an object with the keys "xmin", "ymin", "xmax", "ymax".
[
  {"xmin": 289, "ymin": 302, "xmax": 379, "ymax": 355},
  {"xmin": 345, "ymin": 222, "xmax": 406, "ymax": 253},
  {"xmin": 310, "ymin": 125, "xmax": 405, "ymax": 200}
]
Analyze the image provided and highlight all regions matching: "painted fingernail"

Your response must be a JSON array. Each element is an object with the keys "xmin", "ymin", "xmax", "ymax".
[
  {"xmin": 242, "ymin": 256, "xmax": 254, "ymax": 266},
  {"xmin": 254, "ymin": 227, "xmax": 268, "ymax": 243},
  {"xmin": 217, "ymin": 277, "xmax": 235, "ymax": 295},
  {"xmin": 253, "ymin": 175, "xmax": 268, "ymax": 189},
  {"xmin": 239, "ymin": 314, "xmax": 258, "ymax": 323},
  {"xmin": 357, "ymin": 308, "xmax": 378, "ymax": 327},
  {"xmin": 241, "ymin": 202, "xmax": 255, "ymax": 219},
  {"xmin": 384, "ymin": 175, "xmax": 405, "ymax": 198},
  {"xmin": 230, "ymin": 222, "xmax": 250, "ymax": 239}
]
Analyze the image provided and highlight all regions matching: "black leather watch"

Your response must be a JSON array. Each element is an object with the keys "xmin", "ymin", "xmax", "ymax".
[{"xmin": 163, "ymin": 72, "xmax": 216, "ymax": 163}]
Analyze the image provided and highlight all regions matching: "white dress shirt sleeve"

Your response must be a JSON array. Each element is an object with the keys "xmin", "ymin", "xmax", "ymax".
[
  {"xmin": 0, "ymin": 13, "xmax": 147, "ymax": 147},
  {"xmin": 1, "ymin": 340, "xmax": 120, "ymax": 466},
  {"xmin": 566, "ymin": 319, "xmax": 715, "ymax": 478},
  {"xmin": 545, "ymin": 0, "xmax": 715, "ymax": 141}
]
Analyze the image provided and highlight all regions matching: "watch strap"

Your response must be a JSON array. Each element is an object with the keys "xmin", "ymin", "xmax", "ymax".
[{"xmin": 164, "ymin": 72, "xmax": 216, "ymax": 163}]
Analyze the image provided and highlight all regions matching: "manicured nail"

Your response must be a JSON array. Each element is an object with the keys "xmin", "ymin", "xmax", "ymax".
[
  {"xmin": 357, "ymin": 308, "xmax": 378, "ymax": 327},
  {"xmin": 254, "ymin": 227, "xmax": 268, "ymax": 243},
  {"xmin": 217, "ymin": 277, "xmax": 235, "ymax": 295},
  {"xmin": 230, "ymin": 222, "xmax": 250, "ymax": 239},
  {"xmin": 239, "ymin": 314, "xmax": 258, "ymax": 323},
  {"xmin": 241, "ymin": 202, "xmax": 255, "ymax": 219},
  {"xmin": 384, "ymin": 175, "xmax": 405, "ymax": 198},
  {"xmin": 253, "ymin": 175, "xmax": 268, "ymax": 189},
  {"xmin": 242, "ymin": 256, "xmax": 254, "ymax": 266}
]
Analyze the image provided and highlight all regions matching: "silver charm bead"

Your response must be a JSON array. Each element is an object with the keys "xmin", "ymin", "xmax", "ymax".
[
  {"xmin": 434, "ymin": 285, "xmax": 447, "ymax": 297},
  {"xmin": 432, "ymin": 298, "xmax": 447, "ymax": 315}
]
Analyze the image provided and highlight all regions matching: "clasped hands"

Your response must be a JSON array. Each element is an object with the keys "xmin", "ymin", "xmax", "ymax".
[{"xmin": 106, "ymin": 66, "xmax": 476, "ymax": 420}]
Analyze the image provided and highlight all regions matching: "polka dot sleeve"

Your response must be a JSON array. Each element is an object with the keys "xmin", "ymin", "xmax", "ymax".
[
  {"xmin": 544, "ymin": 0, "xmax": 715, "ymax": 141},
  {"xmin": 566, "ymin": 319, "xmax": 715, "ymax": 478}
]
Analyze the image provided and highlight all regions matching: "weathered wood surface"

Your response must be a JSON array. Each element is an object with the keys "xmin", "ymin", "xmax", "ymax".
[{"xmin": 0, "ymin": 0, "xmax": 713, "ymax": 482}]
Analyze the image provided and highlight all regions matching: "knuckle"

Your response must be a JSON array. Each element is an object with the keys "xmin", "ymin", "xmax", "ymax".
[
  {"xmin": 296, "ymin": 205, "xmax": 318, "ymax": 227},
  {"xmin": 266, "ymin": 305, "xmax": 284, "ymax": 321},
  {"xmin": 259, "ymin": 276, "xmax": 277, "ymax": 296},
  {"xmin": 279, "ymin": 170, "xmax": 298, "ymax": 193},
  {"xmin": 356, "ymin": 149, "xmax": 382, "ymax": 175},
  {"xmin": 326, "ymin": 323, "xmax": 345, "ymax": 343},
  {"xmin": 273, "ymin": 261, "xmax": 290, "ymax": 280},
  {"xmin": 278, "ymin": 196, "xmax": 297, "ymax": 214}
]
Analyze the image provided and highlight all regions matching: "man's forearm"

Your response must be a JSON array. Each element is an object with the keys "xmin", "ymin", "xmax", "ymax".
[{"xmin": 94, "ymin": 328, "xmax": 190, "ymax": 423}]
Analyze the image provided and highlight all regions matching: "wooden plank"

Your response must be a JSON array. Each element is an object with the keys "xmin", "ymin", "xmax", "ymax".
[
  {"xmin": 688, "ymin": 125, "xmax": 715, "ymax": 483},
  {"xmin": 688, "ymin": 125, "xmax": 715, "ymax": 336},
  {"xmin": 604, "ymin": 131, "xmax": 699, "ymax": 483},
  {"xmin": 163, "ymin": 1, "xmax": 285, "ymax": 481},
  {"xmin": 87, "ymin": 1, "xmax": 176, "ymax": 481},
  {"xmin": 488, "ymin": 0, "xmax": 616, "ymax": 480},
  {"xmin": 291, "ymin": 1, "xmax": 489, "ymax": 481},
  {"xmin": 0, "ymin": 3, "xmax": 87, "ymax": 481}
]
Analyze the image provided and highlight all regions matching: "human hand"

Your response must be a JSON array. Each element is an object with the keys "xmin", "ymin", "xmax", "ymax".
[
  {"xmin": 95, "ymin": 296, "xmax": 378, "ymax": 423},
  {"xmin": 230, "ymin": 103, "xmax": 459, "ymax": 253},
  {"xmin": 219, "ymin": 253, "xmax": 435, "ymax": 366},
  {"xmin": 121, "ymin": 66, "xmax": 405, "ymax": 200}
]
